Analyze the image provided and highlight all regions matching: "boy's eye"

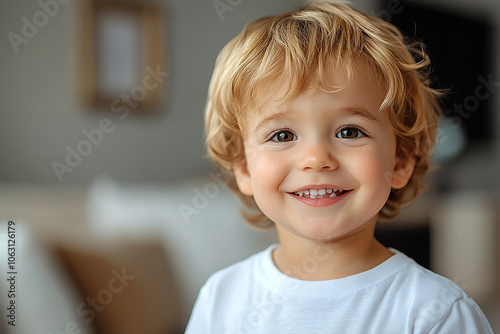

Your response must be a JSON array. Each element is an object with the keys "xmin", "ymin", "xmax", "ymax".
[
  {"xmin": 336, "ymin": 127, "xmax": 364, "ymax": 139},
  {"xmin": 270, "ymin": 130, "xmax": 297, "ymax": 142}
]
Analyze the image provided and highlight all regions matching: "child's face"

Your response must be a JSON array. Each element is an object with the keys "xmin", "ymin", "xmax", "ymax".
[{"xmin": 234, "ymin": 62, "xmax": 413, "ymax": 242}]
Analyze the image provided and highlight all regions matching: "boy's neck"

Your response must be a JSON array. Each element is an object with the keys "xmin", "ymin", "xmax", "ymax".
[{"xmin": 272, "ymin": 223, "xmax": 393, "ymax": 281}]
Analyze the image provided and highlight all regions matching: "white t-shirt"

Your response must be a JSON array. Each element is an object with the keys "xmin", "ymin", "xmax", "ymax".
[{"xmin": 185, "ymin": 245, "xmax": 493, "ymax": 333}]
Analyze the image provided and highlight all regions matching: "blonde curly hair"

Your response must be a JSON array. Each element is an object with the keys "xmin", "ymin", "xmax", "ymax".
[{"xmin": 205, "ymin": 1, "xmax": 442, "ymax": 228}]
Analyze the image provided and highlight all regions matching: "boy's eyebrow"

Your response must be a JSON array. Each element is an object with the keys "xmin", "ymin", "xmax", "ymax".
[
  {"xmin": 338, "ymin": 107, "xmax": 380, "ymax": 124},
  {"xmin": 254, "ymin": 111, "xmax": 293, "ymax": 132}
]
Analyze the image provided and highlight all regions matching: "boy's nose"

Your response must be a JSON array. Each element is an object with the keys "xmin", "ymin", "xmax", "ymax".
[{"xmin": 297, "ymin": 144, "xmax": 339, "ymax": 172}]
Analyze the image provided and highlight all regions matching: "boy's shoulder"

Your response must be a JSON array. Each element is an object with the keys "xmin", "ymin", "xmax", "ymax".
[{"xmin": 388, "ymin": 249, "xmax": 469, "ymax": 306}]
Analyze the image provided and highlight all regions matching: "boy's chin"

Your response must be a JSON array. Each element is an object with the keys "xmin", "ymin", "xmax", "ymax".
[{"xmin": 275, "ymin": 217, "xmax": 378, "ymax": 243}]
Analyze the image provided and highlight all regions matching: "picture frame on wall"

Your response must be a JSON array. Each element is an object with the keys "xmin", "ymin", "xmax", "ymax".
[{"xmin": 80, "ymin": 0, "xmax": 164, "ymax": 111}]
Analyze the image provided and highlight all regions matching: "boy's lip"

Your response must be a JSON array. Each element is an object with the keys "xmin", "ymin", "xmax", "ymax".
[
  {"xmin": 287, "ymin": 184, "xmax": 353, "ymax": 203},
  {"xmin": 288, "ymin": 189, "xmax": 352, "ymax": 207},
  {"xmin": 290, "ymin": 184, "xmax": 349, "ymax": 192}
]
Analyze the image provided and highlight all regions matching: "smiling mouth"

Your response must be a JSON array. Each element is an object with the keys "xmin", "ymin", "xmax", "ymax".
[{"xmin": 291, "ymin": 188, "xmax": 349, "ymax": 199}]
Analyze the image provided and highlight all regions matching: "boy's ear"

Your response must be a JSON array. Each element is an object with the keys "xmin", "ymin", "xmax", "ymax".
[
  {"xmin": 391, "ymin": 150, "xmax": 416, "ymax": 190},
  {"xmin": 233, "ymin": 161, "xmax": 253, "ymax": 196}
]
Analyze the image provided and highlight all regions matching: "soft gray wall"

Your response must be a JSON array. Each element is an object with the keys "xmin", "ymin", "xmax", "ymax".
[{"xmin": 1, "ymin": 0, "xmax": 498, "ymax": 187}]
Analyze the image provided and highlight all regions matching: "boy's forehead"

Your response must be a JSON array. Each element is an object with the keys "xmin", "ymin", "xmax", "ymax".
[{"xmin": 248, "ymin": 60, "xmax": 386, "ymax": 116}]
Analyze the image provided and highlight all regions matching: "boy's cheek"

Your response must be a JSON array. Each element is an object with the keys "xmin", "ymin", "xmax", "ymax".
[
  {"xmin": 347, "ymin": 154, "xmax": 394, "ymax": 188},
  {"xmin": 243, "ymin": 144, "xmax": 259, "ymax": 164},
  {"xmin": 249, "ymin": 156, "xmax": 280, "ymax": 182},
  {"xmin": 235, "ymin": 148, "xmax": 285, "ymax": 196}
]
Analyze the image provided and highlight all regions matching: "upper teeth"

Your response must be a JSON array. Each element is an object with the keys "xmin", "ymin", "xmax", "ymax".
[{"xmin": 295, "ymin": 188, "xmax": 342, "ymax": 198}]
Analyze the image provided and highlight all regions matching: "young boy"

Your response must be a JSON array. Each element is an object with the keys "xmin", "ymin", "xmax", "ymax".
[{"xmin": 186, "ymin": 1, "xmax": 494, "ymax": 333}]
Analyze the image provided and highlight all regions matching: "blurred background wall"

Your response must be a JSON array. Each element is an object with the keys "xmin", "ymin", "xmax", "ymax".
[
  {"xmin": 0, "ymin": 0, "xmax": 305, "ymax": 185},
  {"xmin": 0, "ymin": 0, "xmax": 498, "ymax": 187}
]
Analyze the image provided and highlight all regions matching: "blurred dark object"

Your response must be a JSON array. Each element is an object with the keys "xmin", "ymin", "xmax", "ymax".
[
  {"xmin": 375, "ymin": 222, "xmax": 430, "ymax": 269},
  {"xmin": 386, "ymin": 0, "xmax": 494, "ymax": 145}
]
